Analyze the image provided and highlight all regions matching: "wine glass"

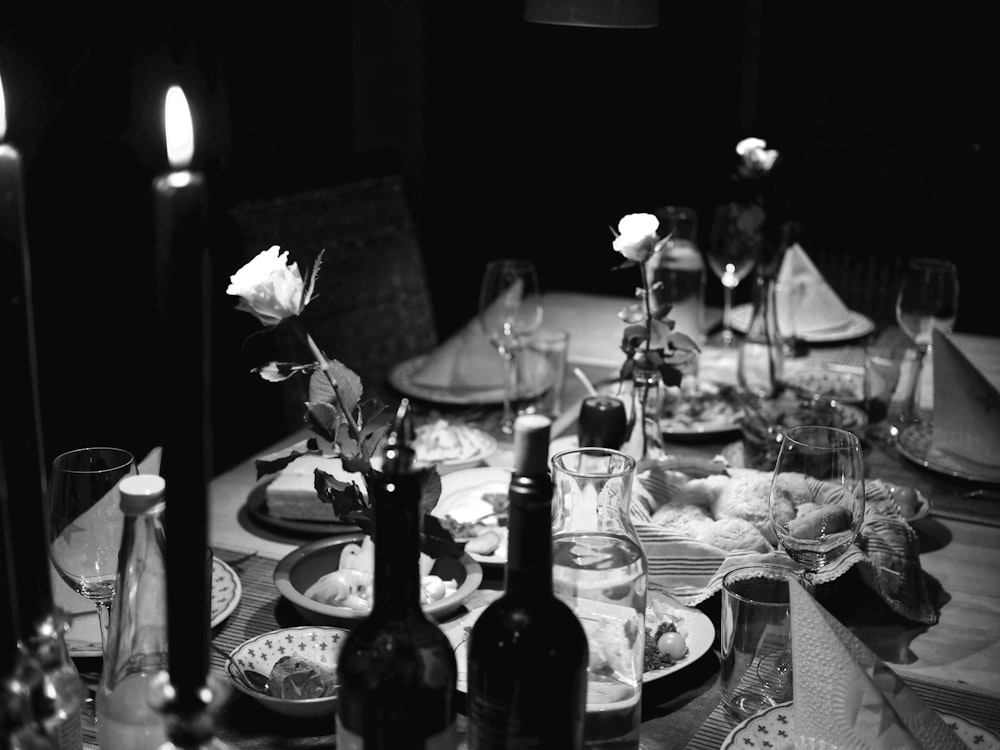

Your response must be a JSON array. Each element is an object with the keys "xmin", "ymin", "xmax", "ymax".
[
  {"xmin": 478, "ymin": 259, "xmax": 544, "ymax": 435},
  {"xmin": 48, "ymin": 447, "xmax": 138, "ymax": 656},
  {"xmin": 708, "ymin": 203, "xmax": 762, "ymax": 348},
  {"xmin": 762, "ymin": 425, "xmax": 865, "ymax": 694},
  {"xmin": 894, "ymin": 257, "xmax": 959, "ymax": 425}
]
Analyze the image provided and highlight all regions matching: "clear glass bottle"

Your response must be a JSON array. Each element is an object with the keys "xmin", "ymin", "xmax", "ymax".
[
  {"xmin": 738, "ymin": 271, "xmax": 785, "ymax": 400},
  {"xmin": 96, "ymin": 474, "xmax": 169, "ymax": 750},
  {"xmin": 468, "ymin": 414, "xmax": 588, "ymax": 748},
  {"xmin": 647, "ymin": 205, "xmax": 707, "ymax": 344},
  {"xmin": 336, "ymin": 400, "xmax": 458, "ymax": 748},
  {"xmin": 551, "ymin": 447, "xmax": 645, "ymax": 749},
  {"xmin": 622, "ymin": 353, "xmax": 666, "ymax": 463},
  {"xmin": 2, "ymin": 668, "xmax": 58, "ymax": 750}
]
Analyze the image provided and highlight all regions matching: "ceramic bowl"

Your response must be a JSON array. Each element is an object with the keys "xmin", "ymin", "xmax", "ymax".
[
  {"xmin": 273, "ymin": 533, "xmax": 483, "ymax": 625},
  {"xmin": 226, "ymin": 625, "xmax": 347, "ymax": 719}
]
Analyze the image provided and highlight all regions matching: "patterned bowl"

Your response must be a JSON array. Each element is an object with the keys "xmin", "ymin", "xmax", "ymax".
[{"xmin": 226, "ymin": 625, "xmax": 348, "ymax": 719}]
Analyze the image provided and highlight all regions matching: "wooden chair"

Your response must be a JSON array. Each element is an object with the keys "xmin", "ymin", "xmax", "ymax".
[{"xmin": 226, "ymin": 170, "xmax": 438, "ymax": 433}]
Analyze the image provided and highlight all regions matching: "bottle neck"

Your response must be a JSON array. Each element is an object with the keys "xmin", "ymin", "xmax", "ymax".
[
  {"xmin": 503, "ymin": 476, "xmax": 554, "ymax": 596},
  {"xmin": 370, "ymin": 474, "xmax": 423, "ymax": 615}
]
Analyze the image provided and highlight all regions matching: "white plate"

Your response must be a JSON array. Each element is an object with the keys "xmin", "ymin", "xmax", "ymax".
[
  {"xmin": 658, "ymin": 381, "xmax": 744, "ymax": 438},
  {"xmin": 730, "ymin": 303, "xmax": 876, "ymax": 343},
  {"xmin": 67, "ymin": 557, "xmax": 242, "ymax": 657},
  {"xmin": 441, "ymin": 589, "xmax": 714, "ymax": 694},
  {"xmin": 721, "ymin": 701, "xmax": 1000, "ymax": 750},
  {"xmin": 389, "ymin": 354, "xmax": 507, "ymax": 405},
  {"xmin": 432, "ymin": 467, "xmax": 514, "ymax": 566},
  {"xmin": 897, "ymin": 422, "xmax": 1000, "ymax": 484}
]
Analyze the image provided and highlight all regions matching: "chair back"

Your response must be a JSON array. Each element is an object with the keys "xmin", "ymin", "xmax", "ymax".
[{"xmin": 228, "ymin": 172, "xmax": 438, "ymax": 430}]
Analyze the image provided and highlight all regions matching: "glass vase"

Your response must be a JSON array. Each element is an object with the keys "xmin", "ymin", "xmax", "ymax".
[{"xmin": 622, "ymin": 356, "xmax": 665, "ymax": 463}]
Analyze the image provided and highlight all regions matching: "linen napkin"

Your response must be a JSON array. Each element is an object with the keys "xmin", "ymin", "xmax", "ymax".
[
  {"xmin": 932, "ymin": 328, "xmax": 1000, "ymax": 468},
  {"xmin": 631, "ymin": 466, "xmax": 938, "ymax": 625},
  {"xmin": 775, "ymin": 243, "xmax": 853, "ymax": 335},
  {"xmin": 408, "ymin": 317, "xmax": 505, "ymax": 391},
  {"xmin": 788, "ymin": 577, "xmax": 965, "ymax": 749}
]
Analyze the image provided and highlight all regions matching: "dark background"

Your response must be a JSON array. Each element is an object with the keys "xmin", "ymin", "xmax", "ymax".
[{"xmin": 1, "ymin": 3, "xmax": 991, "ymax": 475}]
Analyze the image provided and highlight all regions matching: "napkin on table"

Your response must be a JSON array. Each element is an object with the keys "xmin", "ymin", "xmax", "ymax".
[
  {"xmin": 775, "ymin": 243, "xmax": 853, "ymax": 336},
  {"xmin": 408, "ymin": 317, "xmax": 505, "ymax": 391},
  {"xmin": 789, "ymin": 577, "xmax": 965, "ymax": 749},
  {"xmin": 932, "ymin": 328, "xmax": 1000, "ymax": 469}
]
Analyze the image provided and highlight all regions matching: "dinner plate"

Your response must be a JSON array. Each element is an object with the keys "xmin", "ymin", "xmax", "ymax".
[
  {"xmin": 897, "ymin": 422, "xmax": 1000, "ymax": 484},
  {"xmin": 389, "ymin": 354, "xmax": 507, "ymax": 405},
  {"xmin": 66, "ymin": 557, "xmax": 242, "ymax": 656},
  {"xmin": 441, "ymin": 589, "xmax": 715, "ymax": 694},
  {"xmin": 245, "ymin": 479, "xmax": 360, "ymax": 538},
  {"xmin": 720, "ymin": 701, "xmax": 1000, "ymax": 750},
  {"xmin": 730, "ymin": 304, "xmax": 876, "ymax": 343},
  {"xmin": 431, "ymin": 467, "xmax": 514, "ymax": 566}
]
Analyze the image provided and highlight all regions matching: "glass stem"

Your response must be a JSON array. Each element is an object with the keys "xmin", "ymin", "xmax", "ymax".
[
  {"xmin": 95, "ymin": 600, "xmax": 112, "ymax": 656},
  {"xmin": 721, "ymin": 286, "xmax": 734, "ymax": 347},
  {"xmin": 500, "ymin": 348, "xmax": 517, "ymax": 435}
]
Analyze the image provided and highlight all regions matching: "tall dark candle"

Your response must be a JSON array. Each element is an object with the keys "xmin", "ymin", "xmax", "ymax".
[
  {"xmin": 0, "ymin": 71, "xmax": 54, "ymax": 648},
  {"xmin": 153, "ymin": 85, "xmax": 211, "ymax": 707}
]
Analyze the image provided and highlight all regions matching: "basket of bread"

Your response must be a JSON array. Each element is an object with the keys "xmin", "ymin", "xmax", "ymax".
[{"xmin": 631, "ymin": 456, "xmax": 938, "ymax": 625}]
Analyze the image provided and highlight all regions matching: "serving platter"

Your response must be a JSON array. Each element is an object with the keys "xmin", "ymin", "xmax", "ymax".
[
  {"xmin": 441, "ymin": 589, "xmax": 714, "ymax": 694},
  {"xmin": 720, "ymin": 701, "xmax": 1000, "ymax": 750}
]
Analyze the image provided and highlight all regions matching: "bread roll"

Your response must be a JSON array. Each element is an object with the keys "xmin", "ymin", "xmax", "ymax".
[
  {"xmin": 787, "ymin": 504, "xmax": 854, "ymax": 539},
  {"xmin": 650, "ymin": 503, "xmax": 713, "ymax": 538},
  {"xmin": 671, "ymin": 474, "xmax": 730, "ymax": 510},
  {"xmin": 695, "ymin": 517, "xmax": 772, "ymax": 553},
  {"xmin": 711, "ymin": 470, "xmax": 794, "ymax": 546}
]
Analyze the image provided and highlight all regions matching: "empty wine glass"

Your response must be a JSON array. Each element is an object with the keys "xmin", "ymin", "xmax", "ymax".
[
  {"xmin": 763, "ymin": 425, "xmax": 865, "ymax": 695},
  {"xmin": 478, "ymin": 259, "xmax": 544, "ymax": 435},
  {"xmin": 708, "ymin": 203, "xmax": 762, "ymax": 348},
  {"xmin": 48, "ymin": 447, "xmax": 138, "ymax": 656},
  {"xmin": 894, "ymin": 257, "xmax": 959, "ymax": 424}
]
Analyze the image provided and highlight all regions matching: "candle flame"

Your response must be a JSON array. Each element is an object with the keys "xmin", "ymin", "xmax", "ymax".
[
  {"xmin": 0, "ymin": 69, "xmax": 8, "ymax": 141},
  {"xmin": 164, "ymin": 85, "xmax": 194, "ymax": 169}
]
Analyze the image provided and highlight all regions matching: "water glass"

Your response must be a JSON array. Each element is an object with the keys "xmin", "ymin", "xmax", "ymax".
[
  {"xmin": 551, "ymin": 448, "xmax": 645, "ymax": 749},
  {"xmin": 517, "ymin": 327, "xmax": 570, "ymax": 419},
  {"xmin": 720, "ymin": 565, "xmax": 798, "ymax": 721},
  {"xmin": 863, "ymin": 341, "xmax": 911, "ymax": 442}
]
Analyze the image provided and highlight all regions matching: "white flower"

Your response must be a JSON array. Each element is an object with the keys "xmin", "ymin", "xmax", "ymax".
[
  {"xmin": 736, "ymin": 136, "xmax": 779, "ymax": 173},
  {"xmin": 613, "ymin": 213, "xmax": 660, "ymax": 263},
  {"xmin": 226, "ymin": 245, "xmax": 322, "ymax": 327}
]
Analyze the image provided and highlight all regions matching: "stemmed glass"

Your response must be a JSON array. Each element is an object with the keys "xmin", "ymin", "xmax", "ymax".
[
  {"xmin": 708, "ymin": 203, "xmax": 761, "ymax": 348},
  {"xmin": 48, "ymin": 447, "xmax": 138, "ymax": 656},
  {"xmin": 894, "ymin": 257, "xmax": 959, "ymax": 425},
  {"xmin": 762, "ymin": 425, "xmax": 866, "ymax": 692},
  {"xmin": 478, "ymin": 259, "xmax": 544, "ymax": 435}
]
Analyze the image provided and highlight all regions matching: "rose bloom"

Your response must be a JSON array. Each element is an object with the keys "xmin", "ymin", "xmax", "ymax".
[
  {"xmin": 227, "ymin": 245, "xmax": 315, "ymax": 326},
  {"xmin": 736, "ymin": 136, "xmax": 779, "ymax": 173},
  {"xmin": 613, "ymin": 213, "xmax": 660, "ymax": 263}
]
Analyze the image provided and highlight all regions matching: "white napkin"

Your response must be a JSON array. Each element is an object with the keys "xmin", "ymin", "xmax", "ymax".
[
  {"xmin": 408, "ymin": 317, "xmax": 504, "ymax": 390},
  {"xmin": 775, "ymin": 244, "xmax": 853, "ymax": 335},
  {"xmin": 789, "ymin": 578, "xmax": 965, "ymax": 749},
  {"xmin": 932, "ymin": 329, "xmax": 1000, "ymax": 467}
]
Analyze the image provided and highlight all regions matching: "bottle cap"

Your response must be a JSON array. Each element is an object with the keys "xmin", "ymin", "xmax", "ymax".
[
  {"xmin": 119, "ymin": 474, "xmax": 166, "ymax": 513},
  {"xmin": 513, "ymin": 414, "xmax": 551, "ymax": 476}
]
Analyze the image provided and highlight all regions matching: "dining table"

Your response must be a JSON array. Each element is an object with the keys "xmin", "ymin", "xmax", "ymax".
[{"xmin": 67, "ymin": 290, "xmax": 1000, "ymax": 748}]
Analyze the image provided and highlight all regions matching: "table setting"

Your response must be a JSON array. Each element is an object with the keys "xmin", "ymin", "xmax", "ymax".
[{"xmin": 3, "ymin": 78, "xmax": 1000, "ymax": 750}]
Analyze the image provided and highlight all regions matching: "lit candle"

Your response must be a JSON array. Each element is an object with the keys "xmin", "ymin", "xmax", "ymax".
[
  {"xmin": 153, "ymin": 85, "xmax": 211, "ymax": 705},
  {"xmin": 0, "ymin": 68, "xmax": 53, "ymax": 643}
]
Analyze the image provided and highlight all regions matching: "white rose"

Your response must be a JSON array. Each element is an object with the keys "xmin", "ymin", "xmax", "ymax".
[
  {"xmin": 613, "ymin": 213, "xmax": 660, "ymax": 263},
  {"xmin": 736, "ymin": 137, "xmax": 779, "ymax": 173},
  {"xmin": 227, "ymin": 245, "xmax": 320, "ymax": 326}
]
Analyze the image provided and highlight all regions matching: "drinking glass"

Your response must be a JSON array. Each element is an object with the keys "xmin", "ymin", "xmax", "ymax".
[
  {"xmin": 48, "ymin": 447, "xmax": 138, "ymax": 656},
  {"xmin": 478, "ymin": 259, "xmax": 544, "ymax": 435},
  {"xmin": 894, "ymin": 257, "xmax": 959, "ymax": 424},
  {"xmin": 708, "ymin": 203, "xmax": 761, "ymax": 348},
  {"xmin": 768, "ymin": 425, "xmax": 865, "ymax": 582}
]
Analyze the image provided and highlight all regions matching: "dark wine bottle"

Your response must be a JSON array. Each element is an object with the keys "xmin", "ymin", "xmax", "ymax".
[
  {"xmin": 336, "ymin": 399, "xmax": 458, "ymax": 749},
  {"xmin": 467, "ymin": 414, "xmax": 588, "ymax": 749}
]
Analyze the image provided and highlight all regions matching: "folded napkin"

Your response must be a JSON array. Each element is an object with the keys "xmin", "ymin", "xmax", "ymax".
[
  {"xmin": 789, "ymin": 577, "xmax": 965, "ymax": 748},
  {"xmin": 932, "ymin": 328, "xmax": 1000, "ymax": 468},
  {"xmin": 631, "ymin": 465, "xmax": 938, "ymax": 625},
  {"xmin": 775, "ymin": 243, "xmax": 853, "ymax": 335},
  {"xmin": 409, "ymin": 317, "xmax": 505, "ymax": 391}
]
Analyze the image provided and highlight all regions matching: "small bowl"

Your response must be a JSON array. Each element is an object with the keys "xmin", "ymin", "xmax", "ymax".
[
  {"xmin": 227, "ymin": 625, "xmax": 347, "ymax": 719},
  {"xmin": 274, "ymin": 533, "xmax": 483, "ymax": 625}
]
